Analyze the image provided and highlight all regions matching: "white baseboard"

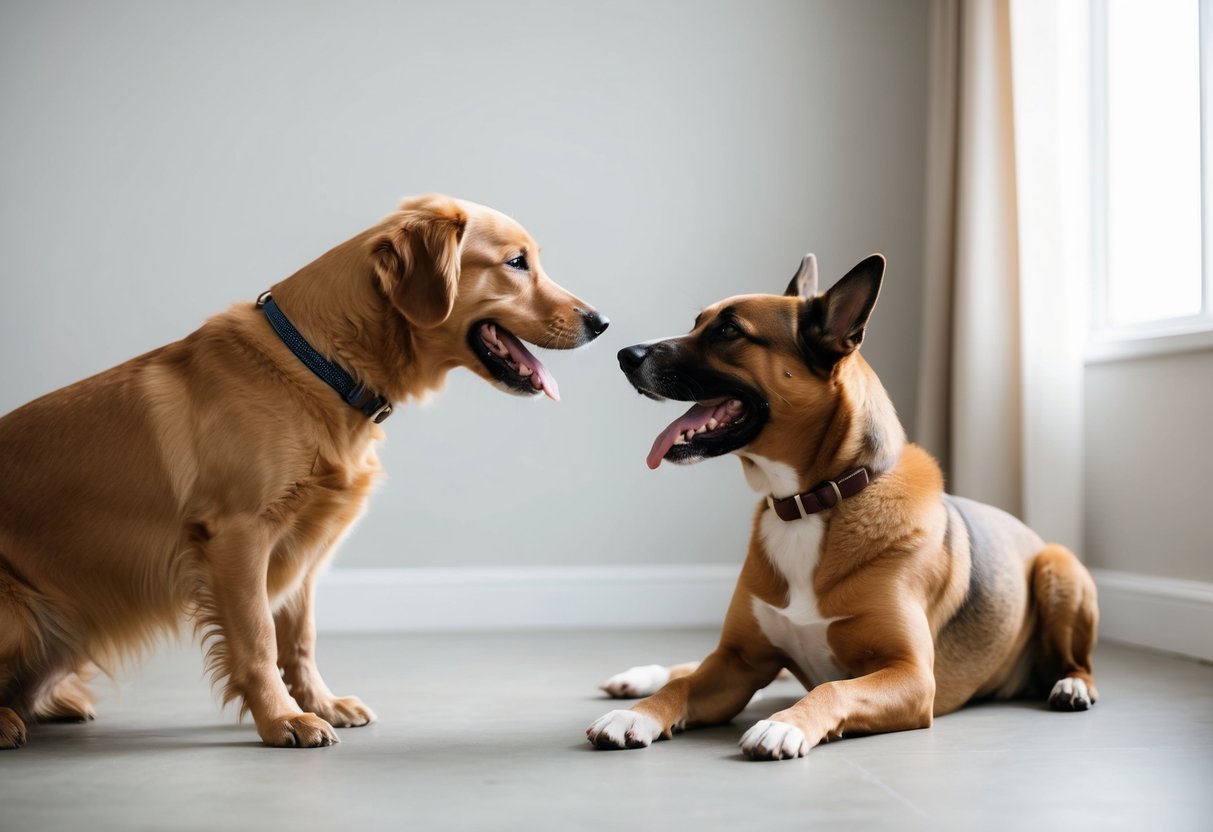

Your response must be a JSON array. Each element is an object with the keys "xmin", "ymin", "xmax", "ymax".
[
  {"xmin": 315, "ymin": 565, "xmax": 738, "ymax": 634},
  {"xmin": 1091, "ymin": 569, "xmax": 1213, "ymax": 662},
  {"xmin": 316, "ymin": 566, "xmax": 1213, "ymax": 664}
]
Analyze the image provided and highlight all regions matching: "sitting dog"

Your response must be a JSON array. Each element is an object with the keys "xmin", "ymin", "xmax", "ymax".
[
  {"xmin": 588, "ymin": 253, "xmax": 1096, "ymax": 760},
  {"xmin": 0, "ymin": 194, "xmax": 607, "ymax": 749}
]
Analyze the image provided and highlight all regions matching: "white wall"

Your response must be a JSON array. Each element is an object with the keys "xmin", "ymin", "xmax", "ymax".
[
  {"xmin": 1084, "ymin": 348, "xmax": 1213, "ymax": 661},
  {"xmin": 1085, "ymin": 349, "xmax": 1213, "ymax": 583},
  {"xmin": 0, "ymin": 0, "xmax": 929, "ymax": 570}
]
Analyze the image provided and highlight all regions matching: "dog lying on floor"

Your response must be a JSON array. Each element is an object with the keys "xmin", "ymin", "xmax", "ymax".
[
  {"xmin": 588, "ymin": 253, "xmax": 1097, "ymax": 760},
  {"xmin": 0, "ymin": 194, "xmax": 607, "ymax": 749}
]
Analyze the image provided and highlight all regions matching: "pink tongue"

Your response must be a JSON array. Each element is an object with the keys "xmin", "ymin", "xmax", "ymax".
[
  {"xmin": 646, "ymin": 403, "xmax": 714, "ymax": 470},
  {"xmin": 498, "ymin": 328, "xmax": 560, "ymax": 402}
]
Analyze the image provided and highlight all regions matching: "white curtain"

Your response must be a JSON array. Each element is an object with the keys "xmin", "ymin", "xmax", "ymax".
[{"xmin": 917, "ymin": 0, "xmax": 1087, "ymax": 551}]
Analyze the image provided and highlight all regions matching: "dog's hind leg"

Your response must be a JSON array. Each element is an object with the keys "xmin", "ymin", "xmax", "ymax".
[
  {"xmin": 1031, "ymin": 544, "xmax": 1099, "ymax": 711},
  {"xmin": 274, "ymin": 570, "xmax": 375, "ymax": 729},
  {"xmin": 0, "ymin": 707, "xmax": 25, "ymax": 749},
  {"xmin": 0, "ymin": 558, "xmax": 37, "ymax": 749},
  {"xmin": 32, "ymin": 666, "xmax": 96, "ymax": 723},
  {"xmin": 0, "ymin": 640, "xmax": 27, "ymax": 748},
  {"xmin": 0, "ymin": 623, "xmax": 30, "ymax": 748},
  {"xmin": 1, "ymin": 553, "xmax": 102, "ymax": 746}
]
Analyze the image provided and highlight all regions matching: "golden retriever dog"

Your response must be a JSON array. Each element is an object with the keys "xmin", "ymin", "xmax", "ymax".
[{"xmin": 0, "ymin": 194, "xmax": 607, "ymax": 749}]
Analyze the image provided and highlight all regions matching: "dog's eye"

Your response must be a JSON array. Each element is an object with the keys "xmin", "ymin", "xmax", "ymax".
[
  {"xmin": 506, "ymin": 254, "xmax": 529, "ymax": 272},
  {"xmin": 715, "ymin": 322, "xmax": 742, "ymax": 340}
]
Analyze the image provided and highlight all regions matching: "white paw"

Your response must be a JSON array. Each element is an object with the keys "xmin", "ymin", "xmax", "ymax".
[
  {"xmin": 599, "ymin": 664, "xmax": 671, "ymax": 699},
  {"xmin": 1049, "ymin": 677, "xmax": 1094, "ymax": 711},
  {"xmin": 739, "ymin": 719, "xmax": 808, "ymax": 761},
  {"xmin": 586, "ymin": 709, "xmax": 665, "ymax": 749}
]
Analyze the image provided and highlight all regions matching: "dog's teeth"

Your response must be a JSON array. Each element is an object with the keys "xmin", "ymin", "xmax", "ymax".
[
  {"xmin": 674, "ymin": 435, "xmax": 686, "ymax": 445},
  {"xmin": 727, "ymin": 399, "xmax": 743, "ymax": 413},
  {"xmin": 517, "ymin": 364, "xmax": 532, "ymax": 377},
  {"xmin": 706, "ymin": 419, "xmax": 718, "ymax": 430}
]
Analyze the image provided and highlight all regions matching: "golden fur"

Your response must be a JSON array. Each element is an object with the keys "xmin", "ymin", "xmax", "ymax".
[
  {"xmin": 590, "ymin": 254, "xmax": 1098, "ymax": 759},
  {"xmin": 0, "ymin": 194, "xmax": 601, "ymax": 749}
]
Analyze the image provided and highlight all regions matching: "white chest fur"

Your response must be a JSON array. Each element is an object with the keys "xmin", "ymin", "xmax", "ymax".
[{"xmin": 741, "ymin": 453, "xmax": 845, "ymax": 686}]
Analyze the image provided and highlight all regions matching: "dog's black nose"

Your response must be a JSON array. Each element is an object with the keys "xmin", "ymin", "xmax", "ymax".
[
  {"xmin": 617, "ymin": 344, "xmax": 649, "ymax": 372},
  {"xmin": 581, "ymin": 309, "xmax": 610, "ymax": 337}
]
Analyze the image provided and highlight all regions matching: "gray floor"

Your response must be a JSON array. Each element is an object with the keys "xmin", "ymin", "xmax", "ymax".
[{"xmin": 1, "ymin": 630, "xmax": 1210, "ymax": 831}]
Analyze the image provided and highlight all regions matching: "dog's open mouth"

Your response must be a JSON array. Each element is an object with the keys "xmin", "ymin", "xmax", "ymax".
[
  {"xmin": 469, "ymin": 321, "xmax": 560, "ymax": 402},
  {"xmin": 645, "ymin": 395, "xmax": 764, "ymax": 469}
]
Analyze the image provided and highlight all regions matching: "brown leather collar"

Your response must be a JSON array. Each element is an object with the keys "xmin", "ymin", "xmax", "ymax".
[{"xmin": 765, "ymin": 467, "xmax": 871, "ymax": 521}]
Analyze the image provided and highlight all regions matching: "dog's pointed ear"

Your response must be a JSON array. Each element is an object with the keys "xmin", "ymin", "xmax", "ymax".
[
  {"xmin": 784, "ymin": 253, "xmax": 819, "ymax": 298},
  {"xmin": 800, "ymin": 254, "xmax": 885, "ymax": 366},
  {"xmin": 371, "ymin": 195, "xmax": 467, "ymax": 329}
]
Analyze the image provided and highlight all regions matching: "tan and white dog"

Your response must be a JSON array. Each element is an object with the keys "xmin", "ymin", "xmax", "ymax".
[
  {"xmin": 0, "ymin": 194, "xmax": 606, "ymax": 749},
  {"xmin": 588, "ymin": 253, "xmax": 1097, "ymax": 760}
]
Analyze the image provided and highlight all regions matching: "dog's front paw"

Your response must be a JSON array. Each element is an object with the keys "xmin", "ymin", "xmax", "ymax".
[
  {"xmin": 259, "ymin": 713, "xmax": 340, "ymax": 748},
  {"xmin": 740, "ymin": 719, "xmax": 808, "ymax": 761},
  {"xmin": 1048, "ymin": 677, "xmax": 1096, "ymax": 711},
  {"xmin": 599, "ymin": 664, "xmax": 671, "ymax": 699},
  {"xmin": 586, "ymin": 709, "xmax": 665, "ymax": 749},
  {"xmin": 308, "ymin": 695, "xmax": 377, "ymax": 728}
]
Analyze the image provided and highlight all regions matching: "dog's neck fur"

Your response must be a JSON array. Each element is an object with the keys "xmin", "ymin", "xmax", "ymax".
[
  {"xmin": 739, "ymin": 355, "xmax": 905, "ymax": 499},
  {"xmin": 268, "ymin": 229, "xmax": 453, "ymax": 407}
]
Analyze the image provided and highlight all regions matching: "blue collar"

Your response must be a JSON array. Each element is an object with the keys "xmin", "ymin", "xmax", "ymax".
[{"xmin": 256, "ymin": 291, "xmax": 393, "ymax": 423}]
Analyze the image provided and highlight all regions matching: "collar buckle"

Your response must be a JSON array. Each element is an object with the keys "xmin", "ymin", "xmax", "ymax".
[
  {"xmin": 792, "ymin": 493, "xmax": 810, "ymax": 519},
  {"xmin": 817, "ymin": 479, "xmax": 843, "ymax": 509}
]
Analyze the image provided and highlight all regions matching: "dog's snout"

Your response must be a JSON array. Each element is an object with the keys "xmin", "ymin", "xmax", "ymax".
[
  {"xmin": 617, "ymin": 344, "xmax": 649, "ymax": 372},
  {"xmin": 580, "ymin": 308, "xmax": 610, "ymax": 338}
]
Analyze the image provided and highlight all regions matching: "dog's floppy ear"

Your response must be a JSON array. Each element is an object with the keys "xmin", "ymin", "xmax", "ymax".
[
  {"xmin": 784, "ymin": 253, "xmax": 818, "ymax": 298},
  {"xmin": 800, "ymin": 254, "xmax": 885, "ymax": 368},
  {"xmin": 371, "ymin": 195, "xmax": 467, "ymax": 328}
]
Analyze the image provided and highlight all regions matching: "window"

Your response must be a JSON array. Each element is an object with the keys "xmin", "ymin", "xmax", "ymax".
[{"xmin": 1090, "ymin": 0, "xmax": 1213, "ymax": 356}]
